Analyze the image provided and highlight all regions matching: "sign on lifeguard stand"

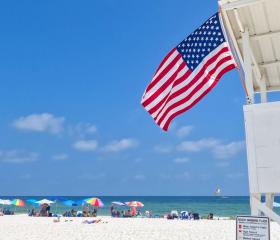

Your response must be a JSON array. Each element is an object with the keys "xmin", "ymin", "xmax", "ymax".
[{"xmin": 219, "ymin": 0, "xmax": 280, "ymax": 224}]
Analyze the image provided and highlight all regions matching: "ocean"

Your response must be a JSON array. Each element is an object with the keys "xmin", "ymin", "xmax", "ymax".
[{"xmin": 1, "ymin": 196, "xmax": 280, "ymax": 217}]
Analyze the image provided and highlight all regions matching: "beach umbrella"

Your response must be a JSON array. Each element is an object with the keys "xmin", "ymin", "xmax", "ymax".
[
  {"xmin": 112, "ymin": 201, "xmax": 126, "ymax": 206},
  {"xmin": 12, "ymin": 199, "xmax": 26, "ymax": 207},
  {"xmin": 84, "ymin": 198, "xmax": 104, "ymax": 207},
  {"xmin": 125, "ymin": 201, "xmax": 144, "ymax": 207},
  {"xmin": 273, "ymin": 202, "xmax": 280, "ymax": 207},
  {"xmin": 0, "ymin": 199, "xmax": 12, "ymax": 205},
  {"xmin": 36, "ymin": 199, "xmax": 54, "ymax": 205},
  {"xmin": 63, "ymin": 200, "xmax": 78, "ymax": 207},
  {"xmin": 48, "ymin": 196, "xmax": 67, "ymax": 201}
]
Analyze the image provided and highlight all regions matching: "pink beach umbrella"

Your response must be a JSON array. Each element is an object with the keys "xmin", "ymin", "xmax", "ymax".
[{"xmin": 125, "ymin": 201, "xmax": 144, "ymax": 207}]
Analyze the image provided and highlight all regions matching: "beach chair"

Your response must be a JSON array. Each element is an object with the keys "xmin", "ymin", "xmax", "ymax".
[
  {"xmin": 170, "ymin": 210, "xmax": 179, "ymax": 219},
  {"xmin": 193, "ymin": 213, "xmax": 200, "ymax": 220},
  {"xmin": 180, "ymin": 211, "xmax": 189, "ymax": 220}
]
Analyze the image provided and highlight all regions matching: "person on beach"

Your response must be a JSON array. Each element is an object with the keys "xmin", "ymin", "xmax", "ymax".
[
  {"xmin": 83, "ymin": 206, "xmax": 90, "ymax": 217},
  {"xmin": 82, "ymin": 219, "xmax": 101, "ymax": 224},
  {"xmin": 39, "ymin": 204, "xmax": 48, "ymax": 217},
  {"xmin": 28, "ymin": 208, "xmax": 36, "ymax": 217},
  {"xmin": 46, "ymin": 204, "xmax": 51, "ymax": 216},
  {"xmin": 92, "ymin": 207, "xmax": 97, "ymax": 217},
  {"xmin": 110, "ymin": 205, "xmax": 114, "ymax": 214},
  {"xmin": 116, "ymin": 210, "xmax": 120, "ymax": 217},
  {"xmin": 131, "ymin": 207, "xmax": 136, "ymax": 216},
  {"xmin": 207, "ymin": 213, "xmax": 213, "ymax": 220}
]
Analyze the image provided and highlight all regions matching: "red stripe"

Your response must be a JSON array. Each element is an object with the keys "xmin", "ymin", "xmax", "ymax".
[
  {"xmin": 162, "ymin": 64, "xmax": 236, "ymax": 131},
  {"xmin": 154, "ymin": 48, "xmax": 176, "ymax": 75},
  {"xmin": 154, "ymin": 50, "xmax": 232, "ymax": 121},
  {"xmin": 142, "ymin": 61, "xmax": 187, "ymax": 108},
  {"xmin": 146, "ymin": 53, "xmax": 181, "ymax": 93},
  {"xmin": 148, "ymin": 47, "xmax": 230, "ymax": 116},
  {"xmin": 156, "ymin": 55, "xmax": 233, "ymax": 125},
  {"xmin": 147, "ymin": 69, "xmax": 192, "ymax": 115}
]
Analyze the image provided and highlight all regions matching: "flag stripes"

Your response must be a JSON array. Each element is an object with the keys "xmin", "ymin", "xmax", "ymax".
[{"xmin": 141, "ymin": 13, "xmax": 236, "ymax": 131}]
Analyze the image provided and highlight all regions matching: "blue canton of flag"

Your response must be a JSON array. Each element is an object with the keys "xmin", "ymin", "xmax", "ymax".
[{"xmin": 177, "ymin": 13, "xmax": 225, "ymax": 71}]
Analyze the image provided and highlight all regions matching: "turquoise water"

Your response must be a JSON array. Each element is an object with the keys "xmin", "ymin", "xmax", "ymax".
[{"xmin": 1, "ymin": 196, "xmax": 280, "ymax": 217}]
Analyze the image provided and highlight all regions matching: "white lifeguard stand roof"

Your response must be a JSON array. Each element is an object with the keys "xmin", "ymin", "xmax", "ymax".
[
  {"xmin": 219, "ymin": 0, "xmax": 280, "ymax": 102},
  {"xmin": 219, "ymin": 0, "xmax": 280, "ymax": 224}
]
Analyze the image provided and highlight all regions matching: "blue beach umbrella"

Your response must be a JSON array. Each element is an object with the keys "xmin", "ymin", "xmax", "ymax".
[
  {"xmin": 63, "ymin": 200, "xmax": 78, "ymax": 207},
  {"xmin": 48, "ymin": 196, "xmax": 67, "ymax": 202},
  {"xmin": 112, "ymin": 201, "xmax": 126, "ymax": 206}
]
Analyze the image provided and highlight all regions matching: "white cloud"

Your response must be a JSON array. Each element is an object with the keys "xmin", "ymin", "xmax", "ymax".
[
  {"xmin": 134, "ymin": 174, "xmax": 146, "ymax": 181},
  {"xmin": 52, "ymin": 153, "xmax": 68, "ymax": 161},
  {"xmin": 68, "ymin": 123, "xmax": 97, "ymax": 137},
  {"xmin": 213, "ymin": 141, "xmax": 245, "ymax": 159},
  {"xmin": 154, "ymin": 145, "xmax": 173, "ymax": 153},
  {"xmin": 73, "ymin": 140, "xmax": 98, "ymax": 151},
  {"xmin": 176, "ymin": 125, "xmax": 194, "ymax": 138},
  {"xmin": 103, "ymin": 138, "xmax": 138, "ymax": 152},
  {"xmin": 177, "ymin": 138, "xmax": 244, "ymax": 160},
  {"xmin": 0, "ymin": 150, "xmax": 39, "ymax": 164},
  {"xmin": 178, "ymin": 138, "xmax": 219, "ymax": 152},
  {"xmin": 13, "ymin": 113, "xmax": 64, "ymax": 134},
  {"xmin": 173, "ymin": 157, "xmax": 190, "ymax": 164}
]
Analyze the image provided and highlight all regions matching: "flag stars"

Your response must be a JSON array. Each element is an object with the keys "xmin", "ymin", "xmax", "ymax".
[{"xmin": 176, "ymin": 13, "xmax": 225, "ymax": 71}]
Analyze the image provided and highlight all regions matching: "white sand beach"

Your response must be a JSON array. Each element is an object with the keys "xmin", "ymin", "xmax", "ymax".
[{"xmin": 0, "ymin": 215, "xmax": 280, "ymax": 240}]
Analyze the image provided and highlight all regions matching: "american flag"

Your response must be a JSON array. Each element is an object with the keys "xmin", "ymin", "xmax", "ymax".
[{"xmin": 141, "ymin": 13, "xmax": 236, "ymax": 131}]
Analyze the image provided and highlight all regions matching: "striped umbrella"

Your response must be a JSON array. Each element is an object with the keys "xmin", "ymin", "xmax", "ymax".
[
  {"xmin": 36, "ymin": 199, "xmax": 54, "ymax": 205},
  {"xmin": 125, "ymin": 201, "xmax": 144, "ymax": 207},
  {"xmin": 12, "ymin": 199, "xmax": 26, "ymax": 207},
  {"xmin": 84, "ymin": 198, "xmax": 104, "ymax": 207}
]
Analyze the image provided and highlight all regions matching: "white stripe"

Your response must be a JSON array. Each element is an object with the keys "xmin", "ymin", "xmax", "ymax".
[
  {"xmin": 144, "ymin": 66, "xmax": 188, "ymax": 111},
  {"xmin": 159, "ymin": 60, "xmax": 235, "ymax": 128},
  {"xmin": 143, "ymin": 57, "xmax": 184, "ymax": 100},
  {"xmin": 153, "ymin": 48, "xmax": 232, "ymax": 120},
  {"xmin": 152, "ymin": 50, "xmax": 180, "ymax": 82},
  {"xmin": 162, "ymin": 44, "xmax": 229, "ymax": 98},
  {"xmin": 144, "ymin": 43, "xmax": 229, "ymax": 115}
]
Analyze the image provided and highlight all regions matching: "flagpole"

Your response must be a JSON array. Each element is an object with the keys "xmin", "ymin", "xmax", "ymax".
[{"xmin": 218, "ymin": 8, "xmax": 250, "ymax": 103}]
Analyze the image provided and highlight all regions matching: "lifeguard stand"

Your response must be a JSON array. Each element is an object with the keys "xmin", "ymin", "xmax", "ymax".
[{"xmin": 219, "ymin": 0, "xmax": 280, "ymax": 223}]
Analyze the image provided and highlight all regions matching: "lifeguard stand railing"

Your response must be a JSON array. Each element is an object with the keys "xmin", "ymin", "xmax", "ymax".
[{"xmin": 219, "ymin": 0, "xmax": 280, "ymax": 224}]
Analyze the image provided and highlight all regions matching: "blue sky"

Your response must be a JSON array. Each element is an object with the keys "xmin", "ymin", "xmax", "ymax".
[{"xmin": 0, "ymin": 0, "xmax": 261, "ymax": 196}]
